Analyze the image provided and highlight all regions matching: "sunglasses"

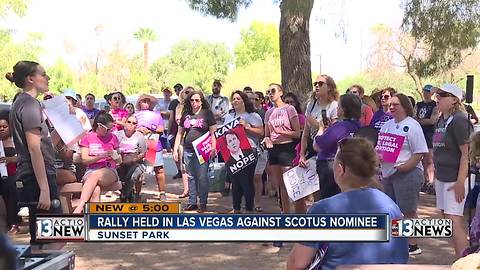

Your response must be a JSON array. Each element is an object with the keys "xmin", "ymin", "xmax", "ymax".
[
  {"xmin": 127, "ymin": 120, "xmax": 137, "ymax": 125},
  {"xmin": 268, "ymin": 88, "xmax": 277, "ymax": 94},
  {"xmin": 381, "ymin": 95, "xmax": 391, "ymax": 100},
  {"xmin": 112, "ymin": 96, "xmax": 121, "ymax": 101},
  {"xmin": 436, "ymin": 91, "xmax": 453, "ymax": 98},
  {"xmin": 98, "ymin": 123, "xmax": 112, "ymax": 132},
  {"xmin": 190, "ymin": 98, "xmax": 201, "ymax": 103},
  {"xmin": 313, "ymin": 81, "xmax": 326, "ymax": 87},
  {"xmin": 66, "ymin": 97, "xmax": 77, "ymax": 105}
]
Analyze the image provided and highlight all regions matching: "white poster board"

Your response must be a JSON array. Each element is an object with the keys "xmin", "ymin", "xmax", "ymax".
[
  {"xmin": 42, "ymin": 96, "xmax": 85, "ymax": 147},
  {"xmin": 0, "ymin": 140, "xmax": 7, "ymax": 178},
  {"xmin": 283, "ymin": 158, "xmax": 320, "ymax": 202}
]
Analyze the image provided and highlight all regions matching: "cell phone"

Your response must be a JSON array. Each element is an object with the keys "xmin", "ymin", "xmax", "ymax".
[{"xmin": 321, "ymin": 109, "xmax": 328, "ymax": 126}]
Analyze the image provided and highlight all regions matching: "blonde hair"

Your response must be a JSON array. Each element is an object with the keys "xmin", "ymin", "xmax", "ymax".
[
  {"xmin": 362, "ymin": 95, "xmax": 378, "ymax": 112},
  {"xmin": 470, "ymin": 131, "xmax": 480, "ymax": 163}
]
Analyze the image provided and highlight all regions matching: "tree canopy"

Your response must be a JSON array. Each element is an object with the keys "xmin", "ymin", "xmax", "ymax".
[{"xmin": 234, "ymin": 21, "xmax": 279, "ymax": 67}]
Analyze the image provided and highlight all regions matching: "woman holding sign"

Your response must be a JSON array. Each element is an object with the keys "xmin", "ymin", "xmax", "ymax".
[
  {"xmin": 224, "ymin": 91, "xmax": 263, "ymax": 213},
  {"xmin": 6, "ymin": 61, "xmax": 61, "ymax": 245},
  {"xmin": 378, "ymin": 93, "xmax": 428, "ymax": 255},
  {"xmin": 263, "ymin": 83, "xmax": 301, "ymax": 229},
  {"xmin": 433, "ymin": 84, "xmax": 473, "ymax": 257},
  {"xmin": 135, "ymin": 94, "xmax": 167, "ymax": 201},
  {"xmin": 173, "ymin": 91, "xmax": 217, "ymax": 213}
]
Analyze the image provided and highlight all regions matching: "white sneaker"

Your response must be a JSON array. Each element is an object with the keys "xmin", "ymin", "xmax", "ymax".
[{"xmin": 18, "ymin": 207, "xmax": 29, "ymax": 217}]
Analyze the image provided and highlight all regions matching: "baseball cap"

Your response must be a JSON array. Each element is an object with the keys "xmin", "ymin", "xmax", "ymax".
[
  {"xmin": 63, "ymin": 89, "xmax": 78, "ymax": 101},
  {"xmin": 423, "ymin": 84, "xmax": 433, "ymax": 92},
  {"xmin": 438, "ymin": 83, "xmax": 463, "ymax": 99},
  {"xmin": 163, "ymin": 87, "xmax": 172, "ymax": 93}
]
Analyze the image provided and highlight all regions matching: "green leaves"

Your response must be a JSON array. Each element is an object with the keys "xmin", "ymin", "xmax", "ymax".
[
  {"xmin": 234, "ymin": 21, "xmax": 280, "ymax": 68},
  {"xmin": 133, "ymin": 27, "xmax": 158, "ymax": 42},
  {"xmin": 186, "ymin": 0, "xmax": 252, "ymax": 22},
  {"xmin": 402, "ymin": 0, "xmax": 480, "ymax": 77}
]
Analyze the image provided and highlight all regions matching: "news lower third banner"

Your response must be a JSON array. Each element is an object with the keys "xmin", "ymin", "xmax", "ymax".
[
  {"xmin": 85, "ymin": 214, "xmax": 388, "ymax": 242},
  {"xmin": 36, "ymin": 205, "xmax": 390, "ymax": 242}
]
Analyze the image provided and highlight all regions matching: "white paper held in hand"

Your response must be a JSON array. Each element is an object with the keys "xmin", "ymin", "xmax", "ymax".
[
  {"xmin": 0, "ymin": 140, "xmax": 8, "ymax": 178},
  {"xmin": 42, "ymin": 96, "xmax": 85, "ymax": 147},
  {"xmin": 283, "ymin": 158, "xmax": 320, "ymax": 202}
]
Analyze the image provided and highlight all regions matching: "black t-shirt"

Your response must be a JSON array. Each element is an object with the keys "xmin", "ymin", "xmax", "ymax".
[
  {"xmin": 168, "ymin": 99, "xmax": 180, "ymax": 135},
  {"xmin": 416, "ymin": 100, "xmax": 436, "ymax": 134},
  {"xmin": 9, "ymin": 92, "xmax": 56, "ymax": 178},
  {"xmin": 180, "ymin": 109, "xmax": 216, "ymax": 151}
]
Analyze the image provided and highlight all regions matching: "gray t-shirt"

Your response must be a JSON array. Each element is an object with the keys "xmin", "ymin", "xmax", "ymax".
[
  {"xmin": 114, "ymin": 130, "xmax": 147, "ymax": 155},
  {"xmin": 10, "ymin": 92, "xmax": 56, "ymax": 178},
  {"xmin": 433, "ymin": 111, "xmax": 472, "ymax": 182},
  {"xmin": 224, "ymin": 111, "xmax": 263, "ymax": 147}
]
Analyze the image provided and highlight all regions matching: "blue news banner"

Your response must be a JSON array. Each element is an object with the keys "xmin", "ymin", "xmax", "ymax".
[{"xmin": 85, "ymin": 214, "xmax": 390, "ymax": 242}]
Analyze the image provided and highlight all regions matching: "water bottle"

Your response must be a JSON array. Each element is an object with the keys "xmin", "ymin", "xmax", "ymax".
[{"xmin": 208, "ymin": 163, "xmax": 215, "ymax": 181}]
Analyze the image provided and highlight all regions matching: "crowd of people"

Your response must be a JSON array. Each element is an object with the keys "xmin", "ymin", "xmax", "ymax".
[{"xmin": 1, "ymin": 60, "xmax": 480, "ymax": 269}]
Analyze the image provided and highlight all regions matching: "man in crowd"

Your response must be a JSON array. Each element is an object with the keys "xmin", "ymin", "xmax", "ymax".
[
  {"xmin": 82, "ymin": 93, "xmax": 100, "ymax": 124},
  {"xmin": 207, "ymin": 79, "xmax": 229, "ymax": 126}
]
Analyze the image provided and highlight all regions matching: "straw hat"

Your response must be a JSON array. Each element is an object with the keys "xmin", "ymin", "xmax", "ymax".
[{"xmin": 136, "ymin": 94, "xmax": 158, "ymax": 110}]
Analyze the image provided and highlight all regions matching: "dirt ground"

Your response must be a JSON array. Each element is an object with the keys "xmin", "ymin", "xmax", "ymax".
[{"xmin": 8, "ymin": 154, "xmax": 457, "ymax": 269}]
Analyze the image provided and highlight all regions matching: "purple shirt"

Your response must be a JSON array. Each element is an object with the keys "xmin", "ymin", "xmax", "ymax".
[
  {"xmin": 83, "ymin": 107, "xmax": 100, "ymax": 120},
  {"xmin": 370, "ymin": 109, "xmax": 393, "ymax": 130},
  {"xmin": 315, "ymin": 119, "xmax": 360, "ymax": 160}
]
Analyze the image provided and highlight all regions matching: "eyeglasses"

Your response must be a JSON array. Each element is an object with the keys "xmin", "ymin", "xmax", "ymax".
[
  {"xmin": 127, "ymin": 121, "xmax": 137, "ymax": 125},
  {"xmin": 381, "ymin": 95, "xmax": 390, "ymax": 100},
  {"xmin": 268, "ymin": 88, "xmax": 277, "ymax": 94},
  {"xmin": 190, "ymin": 98, "xmax": 201, "ymax": 103},
  {"xmin": 436, "ymin": 91, "xmax": 453, "ymax": 98},
  {"xmin": 98, "ymin": 123, "xmax": 112, "ymax": 132},
  {"xmin": 313, "ymin": 81, "xmax": 326, "ymax": 87}
]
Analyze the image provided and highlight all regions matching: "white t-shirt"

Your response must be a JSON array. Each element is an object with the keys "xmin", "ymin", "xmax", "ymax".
[
  {"xmin": 305, "ymin": 100, "xmax": 338, "ymax": 137},
  {"xmin": 379, "ymin": 116, "xmax": 428, "ymax": 178},
  {"xmin": 75, "ymin": 107, "xmax": 92, "ymax": 131},
  {"xmin": 224, "ymin": 111, "xmax": 263, "ymax": 147}
]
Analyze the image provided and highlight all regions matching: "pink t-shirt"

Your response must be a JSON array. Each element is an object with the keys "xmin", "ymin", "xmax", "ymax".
[
  {"xmin": 79, "ymin": 131, "xmax": 120, "ymax": 169},
  {"xmin": 265, "ymin": 104, "xmax": 298, "ymax": 144},
  {"xmin": 110, "ymin": 108, "xmax": 128, "ymax": 131}
]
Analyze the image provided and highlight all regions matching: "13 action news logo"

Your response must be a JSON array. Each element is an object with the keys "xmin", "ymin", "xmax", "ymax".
[
  {"xmin": 391, "ymin": 219, "xmax": 452, "ymax": 238},
  {"xmin": 36, "ymin": 216, "xmax": 85, "ymax": 240}
]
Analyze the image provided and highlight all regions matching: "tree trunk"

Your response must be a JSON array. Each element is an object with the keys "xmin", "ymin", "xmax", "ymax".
[
  {"xmin": 407, "ymin": 71, "xmax": 423, "ymax": 99},
  {"xmin": 143, "ymin": 42, "xmax": 149, "ymax": 70},
  {"xmin": 279, "ymin": 0, "xmax": 314, "ymax": 105}
]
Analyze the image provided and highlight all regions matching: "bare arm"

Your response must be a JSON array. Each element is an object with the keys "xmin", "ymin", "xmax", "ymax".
[
  {"xmin": 286, "ymin": 244, "xmax": 317, "ymax": 270},
  {"xmin": 300, "ymin": 124, "xmax": 311, "ymax": 157},
  {"xmin": 395, "ymin": 153, "xmax": 424, "ymax": 172},
  {"xmin": 209, "ymin": 125, "xmax": 217, "ymax": 157},
  {"xmin": 25, "ymin": 129, "xmax": 50, "ymax": 210}
]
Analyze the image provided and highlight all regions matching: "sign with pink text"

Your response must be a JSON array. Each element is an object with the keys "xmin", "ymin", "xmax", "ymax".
[
  {"xmin": 192, "ymin": 132, "xmax": 212, "ymax": 165},
  {"xmin": 375, "ymin": 132, "xmax": 405, "ymax": 163}
]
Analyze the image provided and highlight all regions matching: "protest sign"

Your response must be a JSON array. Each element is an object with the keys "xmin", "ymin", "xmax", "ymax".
[
  {"xmin": 42, "ymin": 96, "xmax": 85, "ymax": 147},
  {"xmin": 144, "ymin": 133, "xmax": 159, "ymax": 165},
  {"xmin": 283, "ymin": 158, "xmax": 319, "ymax": 202},
  {"xmin": 375, "ymin": 132, "xmax": 405, "ymax": 163},
  {"xmin": 135, "ymin": 110, "xmax": 163, "ymax": 131},
  {"xmin": 216, "ymin": 117, "xmax": 257, "ymax": 175},
  {"xmin": 192, "ymin": 132, "xmax": 212, "ymax": 165}
]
